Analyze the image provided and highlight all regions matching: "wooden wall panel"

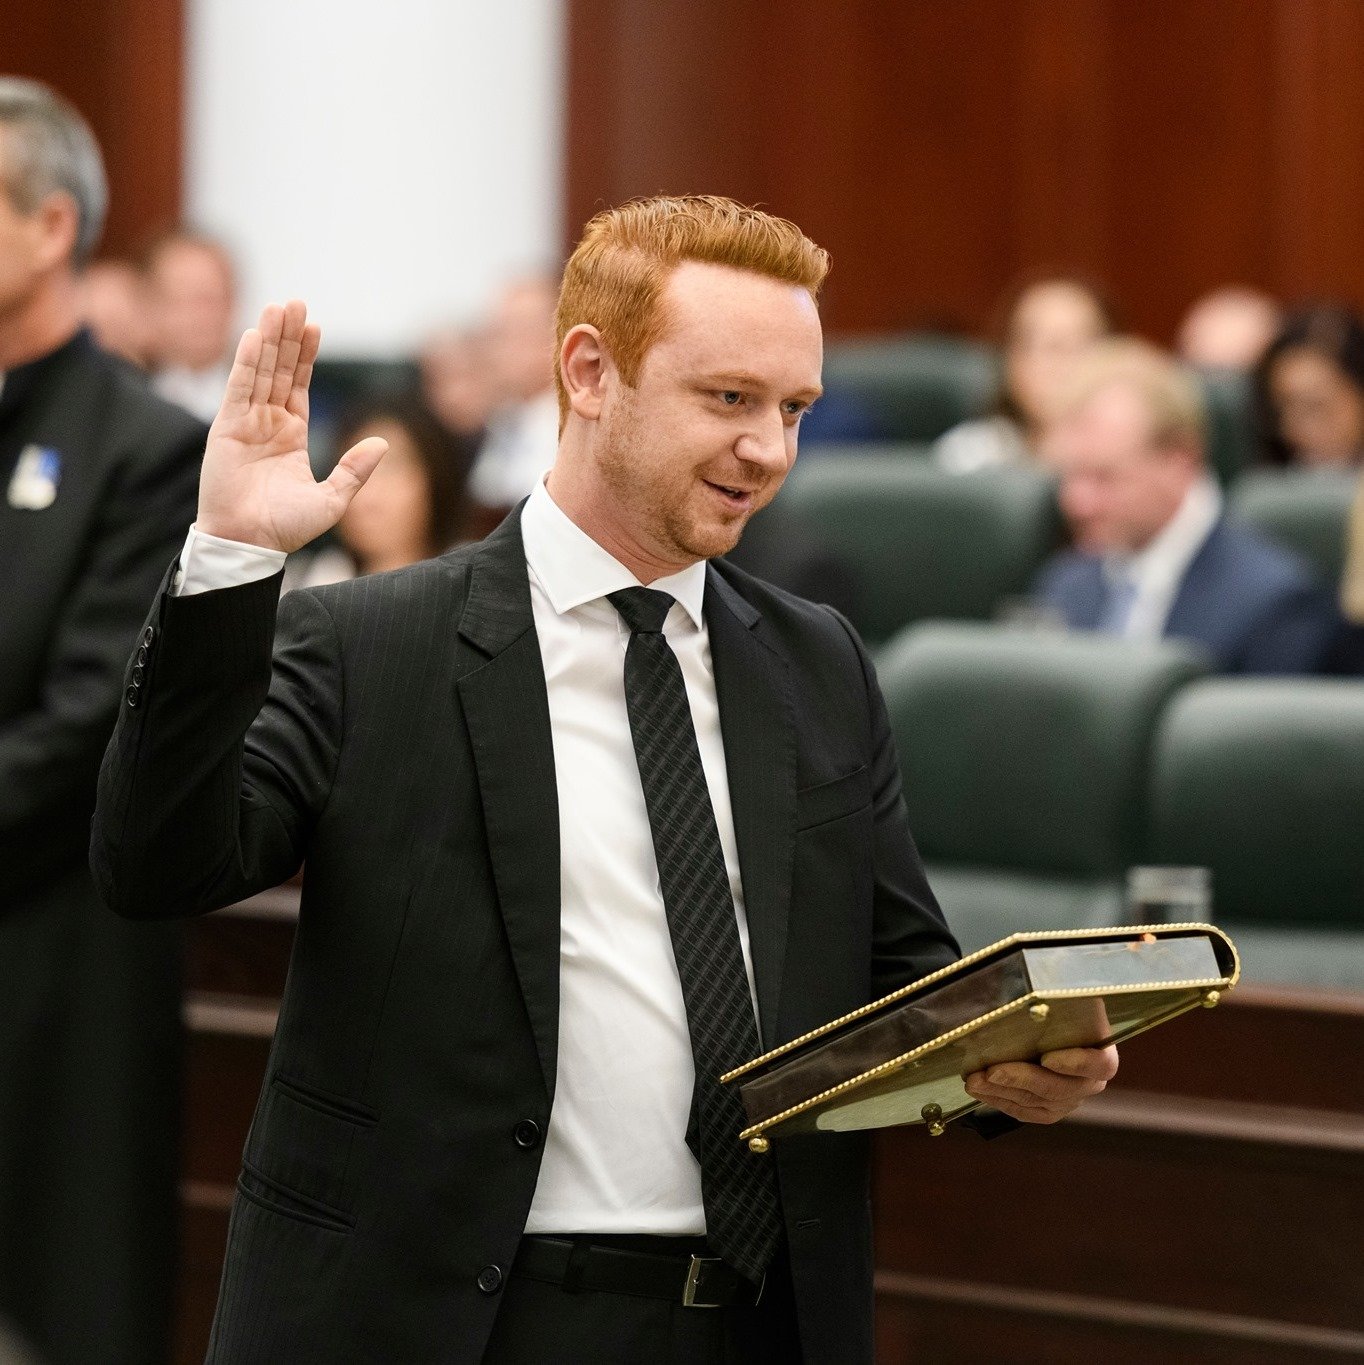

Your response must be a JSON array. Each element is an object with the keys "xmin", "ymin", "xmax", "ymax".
[
  {"xmin": 6, "ymin": 0, "xmax": 184, "ymax": 256},
  {"xmin": 565, "ymin": 0, "xmax": 1364, "ymax": 341}
]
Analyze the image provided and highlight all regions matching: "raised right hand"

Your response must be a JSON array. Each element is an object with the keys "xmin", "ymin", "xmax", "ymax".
[{"xmin": 195, "ymin": 299, "xmax": 388, "ymax": 552}]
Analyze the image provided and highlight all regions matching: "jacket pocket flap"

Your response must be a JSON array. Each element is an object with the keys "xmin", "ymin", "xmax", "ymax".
[
  {"xmin": 243, "ymin": 1074, "xmax": 376, "ymax": 1218},
  {"xmin": 795, "ymin": 765, "xmax": 871, "ymax": 831}
]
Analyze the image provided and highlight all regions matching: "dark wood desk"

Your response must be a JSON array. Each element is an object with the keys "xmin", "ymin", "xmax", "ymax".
[{"xmin": 873, "ymin": 984, "xmax": 1364, "ymax": 1363}]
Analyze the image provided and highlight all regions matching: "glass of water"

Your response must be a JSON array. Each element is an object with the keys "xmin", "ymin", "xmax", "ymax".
[{"xmin": 1125, "ymin": 866, "xmax": 1212, "ymax": 924}]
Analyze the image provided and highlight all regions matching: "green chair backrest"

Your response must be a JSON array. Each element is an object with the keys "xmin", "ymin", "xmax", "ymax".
[
  {"xmin": 880, "ymin": 623, "xmax": 1210, "ymax": 878},
  {"xmin": 1195, "ymin": 367, "xmax": 1255, "ymax": 487},
  {"xmin": 777, "ymin": 459, "xmax": 1061, "ymax": 646},
  {"xmin": 1228, "ymin": 468, "xmax": 1357, "ymax": 585},
  {"xmin": 879, "ymin": 623, "xmax": 1208, "ymax": 952},
  {"xmin": 821, "ymin": 334, "xmax": 995, "ymax": 443},
  {"xmin": 1148, "ymin": 679, "xmax": 1364, "ymax": 928}
]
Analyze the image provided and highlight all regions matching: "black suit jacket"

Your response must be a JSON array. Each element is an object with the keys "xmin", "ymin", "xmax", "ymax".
[
  {"xmin": 1, "ymin": 332, "xmax": 203, "ymax": 1365},
  {"xmin": 93, "ymin": 507, "xmax": 963, "ymax": 1364}
]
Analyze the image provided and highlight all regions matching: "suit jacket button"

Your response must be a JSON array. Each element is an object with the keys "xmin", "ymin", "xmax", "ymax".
[
  {"xmin": 476, "ymin": 1265, "xmax": 503, "ymax": 1294},
  {"xmin": 131, "ymin": 665, "xmax": 145, "ymax": 685},
  {"xmin": 513, "ymin": 1119, "xmax": 541, "ymax": 1149},
  {"xmin": 125, "ymin": 686, "xmax": 140, "ymax": 709},
  {"xmin": 135, "ymin": 645, "xmax": 149, "ymax": 667},
  {"xmin": 141, "ymin": 626, "xmax": 156, "ymax": 647}
]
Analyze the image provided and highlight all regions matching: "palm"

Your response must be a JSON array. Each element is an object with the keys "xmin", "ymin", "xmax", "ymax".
[{"xmin": 197, "ymin": 300, "xmax": 387, "ymax": 553}]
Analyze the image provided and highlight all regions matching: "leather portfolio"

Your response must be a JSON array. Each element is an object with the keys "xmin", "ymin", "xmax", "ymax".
[{"xmin": 722, "ymin": 923, "xmax": 1239, "ymax": 1151}]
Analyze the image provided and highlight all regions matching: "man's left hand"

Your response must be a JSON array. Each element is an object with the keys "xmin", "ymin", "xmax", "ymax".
[{"xmin": 963, "ymin": 1045, "xmax": 1119, "ymax": 1124}]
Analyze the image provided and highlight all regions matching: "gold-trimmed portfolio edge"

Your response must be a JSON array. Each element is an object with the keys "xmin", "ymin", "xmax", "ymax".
[{"xmin": 723, "ymin": 923, "xmax": 1240, "ymax": 1147}]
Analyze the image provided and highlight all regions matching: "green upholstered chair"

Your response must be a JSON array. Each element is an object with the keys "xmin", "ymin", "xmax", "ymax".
[
  {"xmin": 878, "ymin": 622, "xmax": 1209, "ymax": 953},
  {"xmin": 1147, "ymin": 679, "xmax": 1364, "ymax": 987},
  {"xmin": 1195, "ymin": 367, "xmax": 1255, "ymax": 487},
  {"xmin": 1228, "ymin": 468, "xmax": 1357, "ymax": 586},
  {"xmin": 776, "ymin": 459, "xmax": 1062, "ymax": 648},
  {"xmin": 820, "ymin": 334, "xmax": 995, "ymax": 443}
]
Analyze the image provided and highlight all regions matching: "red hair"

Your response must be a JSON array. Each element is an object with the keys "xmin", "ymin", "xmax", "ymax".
[{"xmin": 554, "ymin": 195, "xmax": 829, "ymax": 422}]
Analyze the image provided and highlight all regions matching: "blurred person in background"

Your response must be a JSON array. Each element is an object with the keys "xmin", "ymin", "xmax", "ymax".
[
  {"xmin": 466, "ymin": 273, "xmax": 560, "ymax": 518},
  {"xmin": 419, "ymin": 322, "xmax": 496, "ymax": 444},
  {"xmin": 78, "ymin": 256, "xmax": 150, "ymax": 367},
  {"xmin": 1033, "ymin": 338, "xmax": 1340, "ymax": 674},
  {"xmin": 934, "ymin": 274, "xmax": 1117, "ymax": 473},
  {"xmin": 1176, "ymin": 285, "xmax": 1281, "ymax": 372},
  {"xmin": 1253, "ymin": 303, "xmax": 1364, "ymax": 469},
  {"xmin": 0, "ymin": 77, "xmax": 203, "ymax": 1365},
  {"xmin": 285, "ymin": 393, "xmax": 474, "ymax": 591},
  {"xmin": 1337, "ymin": 474, "xmax": 1364, "ymax": 672},
  {"xmin": 1346, "ymin": 475, "xmax": 1364, "ymax": 623},
  {"xmin": 143, "ymin": 225, "xmax": 237, "ymax": 422}
]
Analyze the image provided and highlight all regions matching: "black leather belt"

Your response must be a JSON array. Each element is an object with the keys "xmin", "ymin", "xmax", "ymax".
[{"xmin": 512, "ymin": 1236, "xmax": 764, "ymax": 1308}]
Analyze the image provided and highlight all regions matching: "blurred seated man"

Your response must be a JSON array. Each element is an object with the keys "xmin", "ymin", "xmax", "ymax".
[
  {"xmin": 934, "ymin": 275, "xmax": 1117, "ymax": 473},
  {"xmin": 419, "ymin": 323, "xmax": 496, "ymax": 443},
  {"xmin": 466, "ymin": 273, "xmax": 560, "ymax": 515},
  {"xmin": 78, "ymin": 258, "xmax": 150, "ymax": 367},
  {"xmin": 143, "ymin": 226, "xmax": 237, "ymax": 422},
  {"xmin": 1176, "ymin": 286, "xmax": 1281, "ymax": 372},
  {"xmin": 0, "ymin": 77, "xmax": 203, "ymax": 1365},
  {"xmin": 1033, "ymin": 338, "xmax": 1341, "ymax": 674}
]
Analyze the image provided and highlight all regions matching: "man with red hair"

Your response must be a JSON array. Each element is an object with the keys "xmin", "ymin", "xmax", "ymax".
[{"xmin": 94, "ymin": 196, "xmax": 1113, "ymax": 1362}]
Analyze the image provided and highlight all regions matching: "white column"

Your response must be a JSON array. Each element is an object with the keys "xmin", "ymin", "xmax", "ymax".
[{"xmin": 184, "ymin": 0, "xmax": 563, "ymax": 355}]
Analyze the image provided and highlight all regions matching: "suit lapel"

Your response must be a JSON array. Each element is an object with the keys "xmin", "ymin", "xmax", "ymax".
[
  {"xmin": 1163, "ymin": 518, "xmax": 1223, "ymax": 638},
  {"xmin": 455, "ymin": 510, "xmax": 562, "ymax": 1100},
  {"xmin": 705, "ymin": 567, "xmax": 797, "ymax": 1049}
]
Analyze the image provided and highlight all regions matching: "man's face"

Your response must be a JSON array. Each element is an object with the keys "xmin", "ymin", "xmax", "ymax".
[
  {"xmin": 1045, "ymin": 381, "xmax": 1196, "ymax": 554},
  {"xmin": 590, "ymin": 261, "xmax": 823, "ymax": 571},
  {"xmin": 0, "ymin": 130, "xmax": 52, "ymax": 327},
  {"xmin": 146, "ymin": 240, "xmax": 235, "ymax": 371}
]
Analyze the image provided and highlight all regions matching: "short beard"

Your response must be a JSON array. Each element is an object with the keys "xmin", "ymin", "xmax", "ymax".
[{"xmin": 597, "ymin": 388, "xmax": 749, "ymax": 566}]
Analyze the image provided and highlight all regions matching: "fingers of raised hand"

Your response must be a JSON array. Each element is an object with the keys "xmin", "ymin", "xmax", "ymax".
[
  {"xmin": 250, "ymin": 303, "xmax": 286, "ymax": 407},
  {"xmin": 221, "ymin": 328, "xmax": 263, "ymax": 416},
  {"xmin": 268, "ymin": 300, "xmax": 310, "ymax": 408},
  {"xmin": 287, "ymin": 322, "xmax": 323, "ymax": 421}
]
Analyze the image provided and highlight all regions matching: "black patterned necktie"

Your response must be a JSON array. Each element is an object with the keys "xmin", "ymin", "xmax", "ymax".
[{"xmin": 608, "ymin": 587, "xmax": 782, "ymax": 1284}]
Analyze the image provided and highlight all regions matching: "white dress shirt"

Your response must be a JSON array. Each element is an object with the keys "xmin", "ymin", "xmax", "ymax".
[
  {"xmin": 173, "ymin": 477, "xmax": 757, "ymax": 1235},
  {"xmin": 1103, "ymin": 475, "xmax": 1223, "ymax": 641}
]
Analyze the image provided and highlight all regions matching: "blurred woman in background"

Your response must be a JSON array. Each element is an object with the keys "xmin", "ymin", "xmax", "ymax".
[
  {"xmin": 1254, "ymin": 303, "xmax": 1364, "ymax": 469},
  {"xmin": 286, "ymin": 395, "xmax": 474, "ymax": 590},
  {"xmin": 934, "ymin": 275, "xmax": 1117, "ymax": 473}
]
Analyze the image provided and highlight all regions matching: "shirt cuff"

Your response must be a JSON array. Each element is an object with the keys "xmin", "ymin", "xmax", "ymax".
[{"xmin": 173, "ymin": 524, "xmax": 288, "ymax": 596}]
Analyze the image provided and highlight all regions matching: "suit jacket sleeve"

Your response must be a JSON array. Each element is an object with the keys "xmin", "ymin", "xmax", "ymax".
[
  {"xmin": 91, "ymin": 573, "xmax": 343, "ymax": 918},
  {"xmin": 1234, "ymin": 583, "xmax": 1342, "ymax": 675},
  {"xmin": 0, "ymin": 415, "xmax": 203, "ymax": 901}
]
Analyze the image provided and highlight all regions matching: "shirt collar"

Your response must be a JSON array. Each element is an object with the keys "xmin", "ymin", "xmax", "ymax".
[
  {"xmin": 1106, "ymin": 474, "xmax": 1223, "ymax": 595},
  {"xmin": 521, "ymin": 476, "xmax": 708, "ymax": 630}
]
